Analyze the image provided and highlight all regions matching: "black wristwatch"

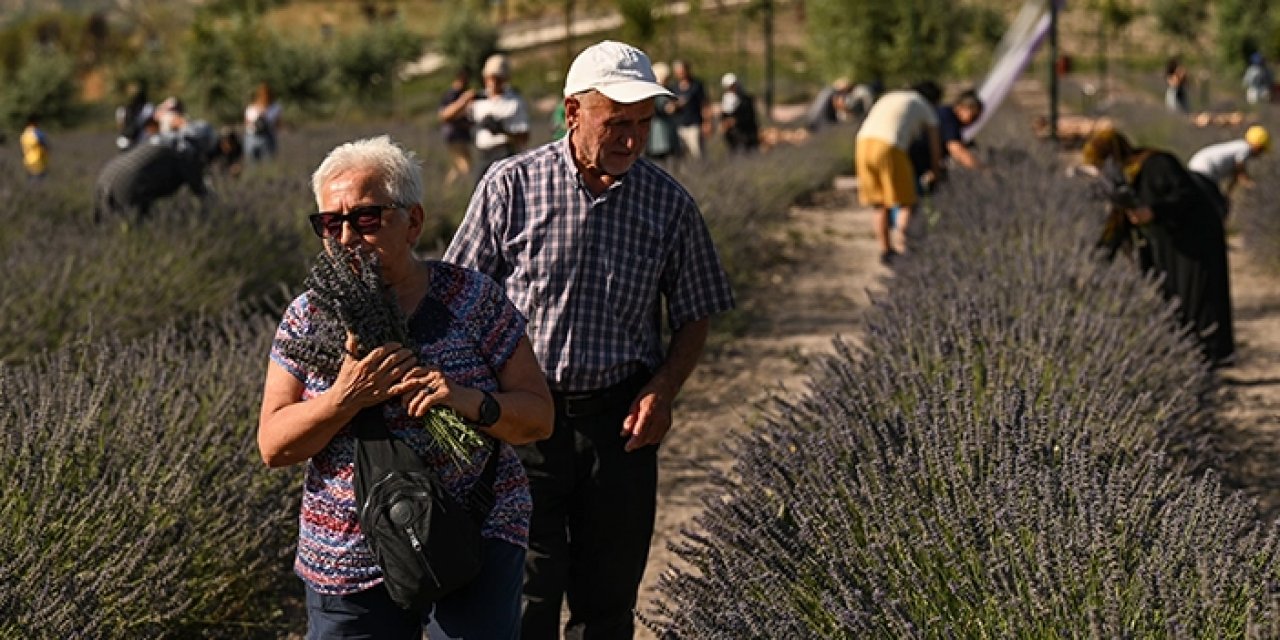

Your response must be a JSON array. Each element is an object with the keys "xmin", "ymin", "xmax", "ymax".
[{"xmin": 476, "ymin": 391, "xmax": 501, "ymax": 427}]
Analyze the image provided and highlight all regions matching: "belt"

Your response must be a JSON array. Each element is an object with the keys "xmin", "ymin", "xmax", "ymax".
[{"xmin": 552, "ymin": 370, "xmax": 651, "ymax": 419}]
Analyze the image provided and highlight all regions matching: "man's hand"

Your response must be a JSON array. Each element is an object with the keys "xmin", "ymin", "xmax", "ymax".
[{"xmin": 621, "ymin": 388, "xmax": 673, "ymax": 452}]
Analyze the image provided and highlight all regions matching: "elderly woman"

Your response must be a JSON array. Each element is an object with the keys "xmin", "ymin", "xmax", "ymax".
[
  {"xmin": 258, "ymin": 135, "xmax": 553, "ymax": 638},
  {"xmin": 1082, "ymin": 127, "xmax": 1235, "ymax": 366}
]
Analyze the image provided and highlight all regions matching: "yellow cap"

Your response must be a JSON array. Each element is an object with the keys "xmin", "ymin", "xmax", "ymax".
[{"xmin": 1246, "ymin": 125, "xmax": 1270, "ymax": 152}]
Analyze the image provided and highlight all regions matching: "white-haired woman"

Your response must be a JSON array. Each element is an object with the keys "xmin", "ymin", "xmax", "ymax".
[{"xmin": 257, "ymin": 135, "xmax": 552, "ymax": 639}]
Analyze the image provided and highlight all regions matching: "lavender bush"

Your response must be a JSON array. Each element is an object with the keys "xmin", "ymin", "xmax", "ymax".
[
  {"xmin": 0, "ymin": 309, "xmax": 301, "ymax": 637},
  {"xmin": 1, "ymin": 118, "xmax": 848, "ymax": 635},
  {"xmin": 647, "ymin": 146, "xmax": 1280, "ymax": 637}
]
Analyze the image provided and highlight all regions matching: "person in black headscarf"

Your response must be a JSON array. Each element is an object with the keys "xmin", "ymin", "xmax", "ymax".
[{"xmin": 1082, "ymin": 127, "xmax": 1235, "ymax": 366}]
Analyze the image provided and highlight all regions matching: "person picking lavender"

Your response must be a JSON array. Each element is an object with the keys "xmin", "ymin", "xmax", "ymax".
[{"xmin": 257, "ymin": 135, "xmax": 552, "ymax": 639}]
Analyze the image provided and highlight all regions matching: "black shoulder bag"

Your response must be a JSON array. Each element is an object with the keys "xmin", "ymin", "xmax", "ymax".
[{"xmin": 351, "ymin": 405, "xmax": 499, "ymax": 612}]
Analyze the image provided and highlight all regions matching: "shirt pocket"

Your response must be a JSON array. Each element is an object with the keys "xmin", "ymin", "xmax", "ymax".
[{"xmin": 604, "ymin": 249, "xmax": 662, "ymax": 323}]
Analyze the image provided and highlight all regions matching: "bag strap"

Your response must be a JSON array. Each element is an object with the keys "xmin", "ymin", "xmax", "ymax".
[{"xmin": 352, "ymin": 404, "xmax": 501, "ymax": 518}]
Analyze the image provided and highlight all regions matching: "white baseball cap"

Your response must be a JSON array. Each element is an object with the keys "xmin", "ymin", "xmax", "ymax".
[
  {"xmin": 482, "ymin": 54, "xmax": 509, "ymax": 78},
  {"xmin": 563, "ymin": 40, "xmax": 674, "ymax": 103},
  {"xmin": 721, "ymin": 73, "xmax": 738, "ymax": 88}
]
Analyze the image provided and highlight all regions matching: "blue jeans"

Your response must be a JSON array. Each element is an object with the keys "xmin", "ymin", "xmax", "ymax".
[{"xmin": 305, "ymin": 538, "xmax": 525, "ymax": 639}]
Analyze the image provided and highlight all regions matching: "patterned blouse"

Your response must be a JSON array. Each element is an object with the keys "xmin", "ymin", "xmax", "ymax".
[{"xmin": 270, "ymin": 261, "xmax": 531, "ymax": 596}]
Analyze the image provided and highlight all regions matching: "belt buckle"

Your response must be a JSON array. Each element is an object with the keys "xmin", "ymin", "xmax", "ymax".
[{"xmin": 559, "ymin": 391, "xmax": 602, "ymax": 418}]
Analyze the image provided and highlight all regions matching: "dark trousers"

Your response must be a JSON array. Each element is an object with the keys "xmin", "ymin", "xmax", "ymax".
[
  {"xmin": 305, "ymin": 538, "xmax": 525, "ymax": 639},
  {"xmin": 520, "ymin": 371, "xmax": 657, "ymax": 640}
]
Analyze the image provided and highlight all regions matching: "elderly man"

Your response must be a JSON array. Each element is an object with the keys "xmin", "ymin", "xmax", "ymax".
[
  {"xmin": 855, "ymin": 87, "xmax": 942, "ymax": 264},
  {"xmin": 445, "ymin": 40, "xmax": 735, "ymax": 639}
]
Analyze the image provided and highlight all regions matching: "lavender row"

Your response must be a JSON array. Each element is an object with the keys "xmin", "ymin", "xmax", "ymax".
[
  {"xmin": 647, "ymin": 147, "xmax": 1280, "ymax": 637},
  {"xmin": 0, "ymin": 310, "xmax": 302, "ymax": 637}
]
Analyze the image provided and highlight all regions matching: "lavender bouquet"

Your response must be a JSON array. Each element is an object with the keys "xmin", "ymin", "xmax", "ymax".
[{"xmin": 278, "ymin": 237, "xmax": 486, "ymax": 465}]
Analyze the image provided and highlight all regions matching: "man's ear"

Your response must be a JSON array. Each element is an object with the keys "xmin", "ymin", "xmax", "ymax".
[{"xmin": 564, "ymin": 95, "xmax": 582, "ymax": 131}]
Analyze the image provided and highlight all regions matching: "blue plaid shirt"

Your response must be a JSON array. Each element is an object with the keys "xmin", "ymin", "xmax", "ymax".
[{"xmin": 445, "ymin": 136, "xmax": 735, "ymax": 392}]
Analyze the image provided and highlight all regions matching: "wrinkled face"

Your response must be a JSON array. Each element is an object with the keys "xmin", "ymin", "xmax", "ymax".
[
  {"xmin": 317, "ymin": 168, "xmax": 422, "ymax": 270},
  {"xmin": 566, "ymin": 91, "xmax": 655, "ymax": 178}
]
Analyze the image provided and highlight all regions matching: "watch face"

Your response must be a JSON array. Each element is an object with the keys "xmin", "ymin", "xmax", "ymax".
[{"xmin": 479, "ymin": 392, "xmax": 501, "ymax": 426}]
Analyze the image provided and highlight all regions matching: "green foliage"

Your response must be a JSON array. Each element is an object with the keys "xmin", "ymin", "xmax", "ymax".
[
  {"xmin": 109, "ymin": 52, "xmax": 176, "ymax": 103},
  {"xmin": 0, "ymin": 45, "xmax": 81, "ymax": 129},
  {"xmin": 1092, "ymin": 0, "xmax": 1142, "ymax": 31},
  {"xmin": 804, "ymin": 0, "xmax": 1000, "ymax": 85},
  {"xmin": 183, "ymin": 17, "xmax": 244, "ymax": 123},
  {"xmin": 951, "ymin": 5, "xmax": 1008, "ymax": 77},
  {"xmin": 617, "ymin": 0, "xmax": 661, "ymax": 48},
  {"xmin": 1151, "ymin": 0, "xmax": 1208, "ymax": 45},
  {"xmin": 1214, "ymin": 0, "xmax": 1273, "ymax": 70},
  {"xmin": 245, "ymin": 37, "xmax": 333, "ymax": 114},
  {"xmin": 437, "ymin": 6, "xmax": 499, "ymax": 77},
  {"xmin": 331, "ymin": 21, "xmax": 425, "ymax": 109}
]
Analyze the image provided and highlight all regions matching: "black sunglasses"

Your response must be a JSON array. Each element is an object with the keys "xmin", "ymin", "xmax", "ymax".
[{"xmin": 308, "ymin": 204, "xmax": 401, "ymax": 238}]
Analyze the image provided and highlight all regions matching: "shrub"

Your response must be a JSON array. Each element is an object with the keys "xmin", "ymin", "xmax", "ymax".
[
  {"xmin": 331, "ymin": 22, "xmax": 424, "ymax": 110},
  {"xmin": 247, "ymin": 37, "xmax": 333, "ymax": 116},
  {"xmin": 183, "ymin": 17, "xmax": 244, "ymax": 124},
  {"xmin": 436, "ymin": 6, "xmax": 500, "ymax": 77},
  {"xmin": 0, "ymin": 44, "xmax": 81, "ymax": 130},
  {"xmin": 646, "ymin": 146, "xmax": 1280, "ymax": 636},
  {"xmin": 0, "ymin": 309, "xmax": 302, "ymax": 638}
]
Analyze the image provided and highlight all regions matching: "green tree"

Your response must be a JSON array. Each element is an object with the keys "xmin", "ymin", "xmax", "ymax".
[
  {"xmin": 1151, "ymin": 0, "xmax": 1208, "ymax": 46},
  {"xmin": 182, "ymin": 17, "xmax": 243, "ymax": 123},
  {"xmin": 438, "ymin": 6, "xmax": 499, "ymax": 78},
  {"xmin": 331, "ymin": 22, "xmax": 424, "ymax": 110},
  {"xmin": 804, "ymin": 0, "xmax": 971, "ymax": 86},
  {"xmin": 1215, "ymin": 0, "xmax": 1272, "ymax": 70},
  {"xmin": 0, "ymin": 44, "xmax": 80, "ymax": 129},
  {"xmin": 618, "ymin": 0, "xmax": 662, "ymax": 47},
  {"xmin": 248, "ymin": 38, "xmax": 333, "ymax": 115}
]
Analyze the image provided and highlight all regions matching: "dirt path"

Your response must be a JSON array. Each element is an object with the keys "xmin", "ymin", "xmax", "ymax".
[
  {"xmin": 1215, "ymin": 236, "xmax": 1280, "ymax": 520},
  {"xmin": 635, "ymin": 182, "xmax": 888, "ymax": 636}
]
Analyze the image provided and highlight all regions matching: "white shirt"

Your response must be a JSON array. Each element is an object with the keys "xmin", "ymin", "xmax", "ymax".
[
  {"xmin": 469, "ymin": 88, "xmax": 530, "ymax": 151},
  {"xmin": 855, "ymin": 91, "xmax": 938, "ymax": 150},
  {"xmin": 1188, "ymin": 139, "xmax": 1252, "ymax": 182}
]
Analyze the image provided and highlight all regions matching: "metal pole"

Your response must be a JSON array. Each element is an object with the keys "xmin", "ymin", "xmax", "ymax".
[
  {"xmin": 1048, "ymin": 0, "xmax": 1059, "ymax": 142},
  {"xmin": 763, "ymin": 0, "xmax": 774, "ymax": 119}
]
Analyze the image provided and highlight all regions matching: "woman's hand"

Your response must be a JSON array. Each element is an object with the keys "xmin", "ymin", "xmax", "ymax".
[
  {"xmin": 330, "ymin": 333, "xmax": 417, "ymax": 411},
  {"xmin": 392, "ymin": 365, "xmax": 465, "ymax": 418},
  {"xmin": 1126, "ymin": 206, "xmax": 1155, "ymax": 225}
]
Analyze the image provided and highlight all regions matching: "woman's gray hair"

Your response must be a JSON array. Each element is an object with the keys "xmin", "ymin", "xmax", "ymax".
[{"xmin": 311, "ymin": 135, "xmax": 423, "ymax": 208}]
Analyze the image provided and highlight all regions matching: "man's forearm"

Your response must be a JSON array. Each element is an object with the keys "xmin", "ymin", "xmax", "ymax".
[{"xmin": 649, "ymin": 317, "xmax": 710, "ymax": 399}]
